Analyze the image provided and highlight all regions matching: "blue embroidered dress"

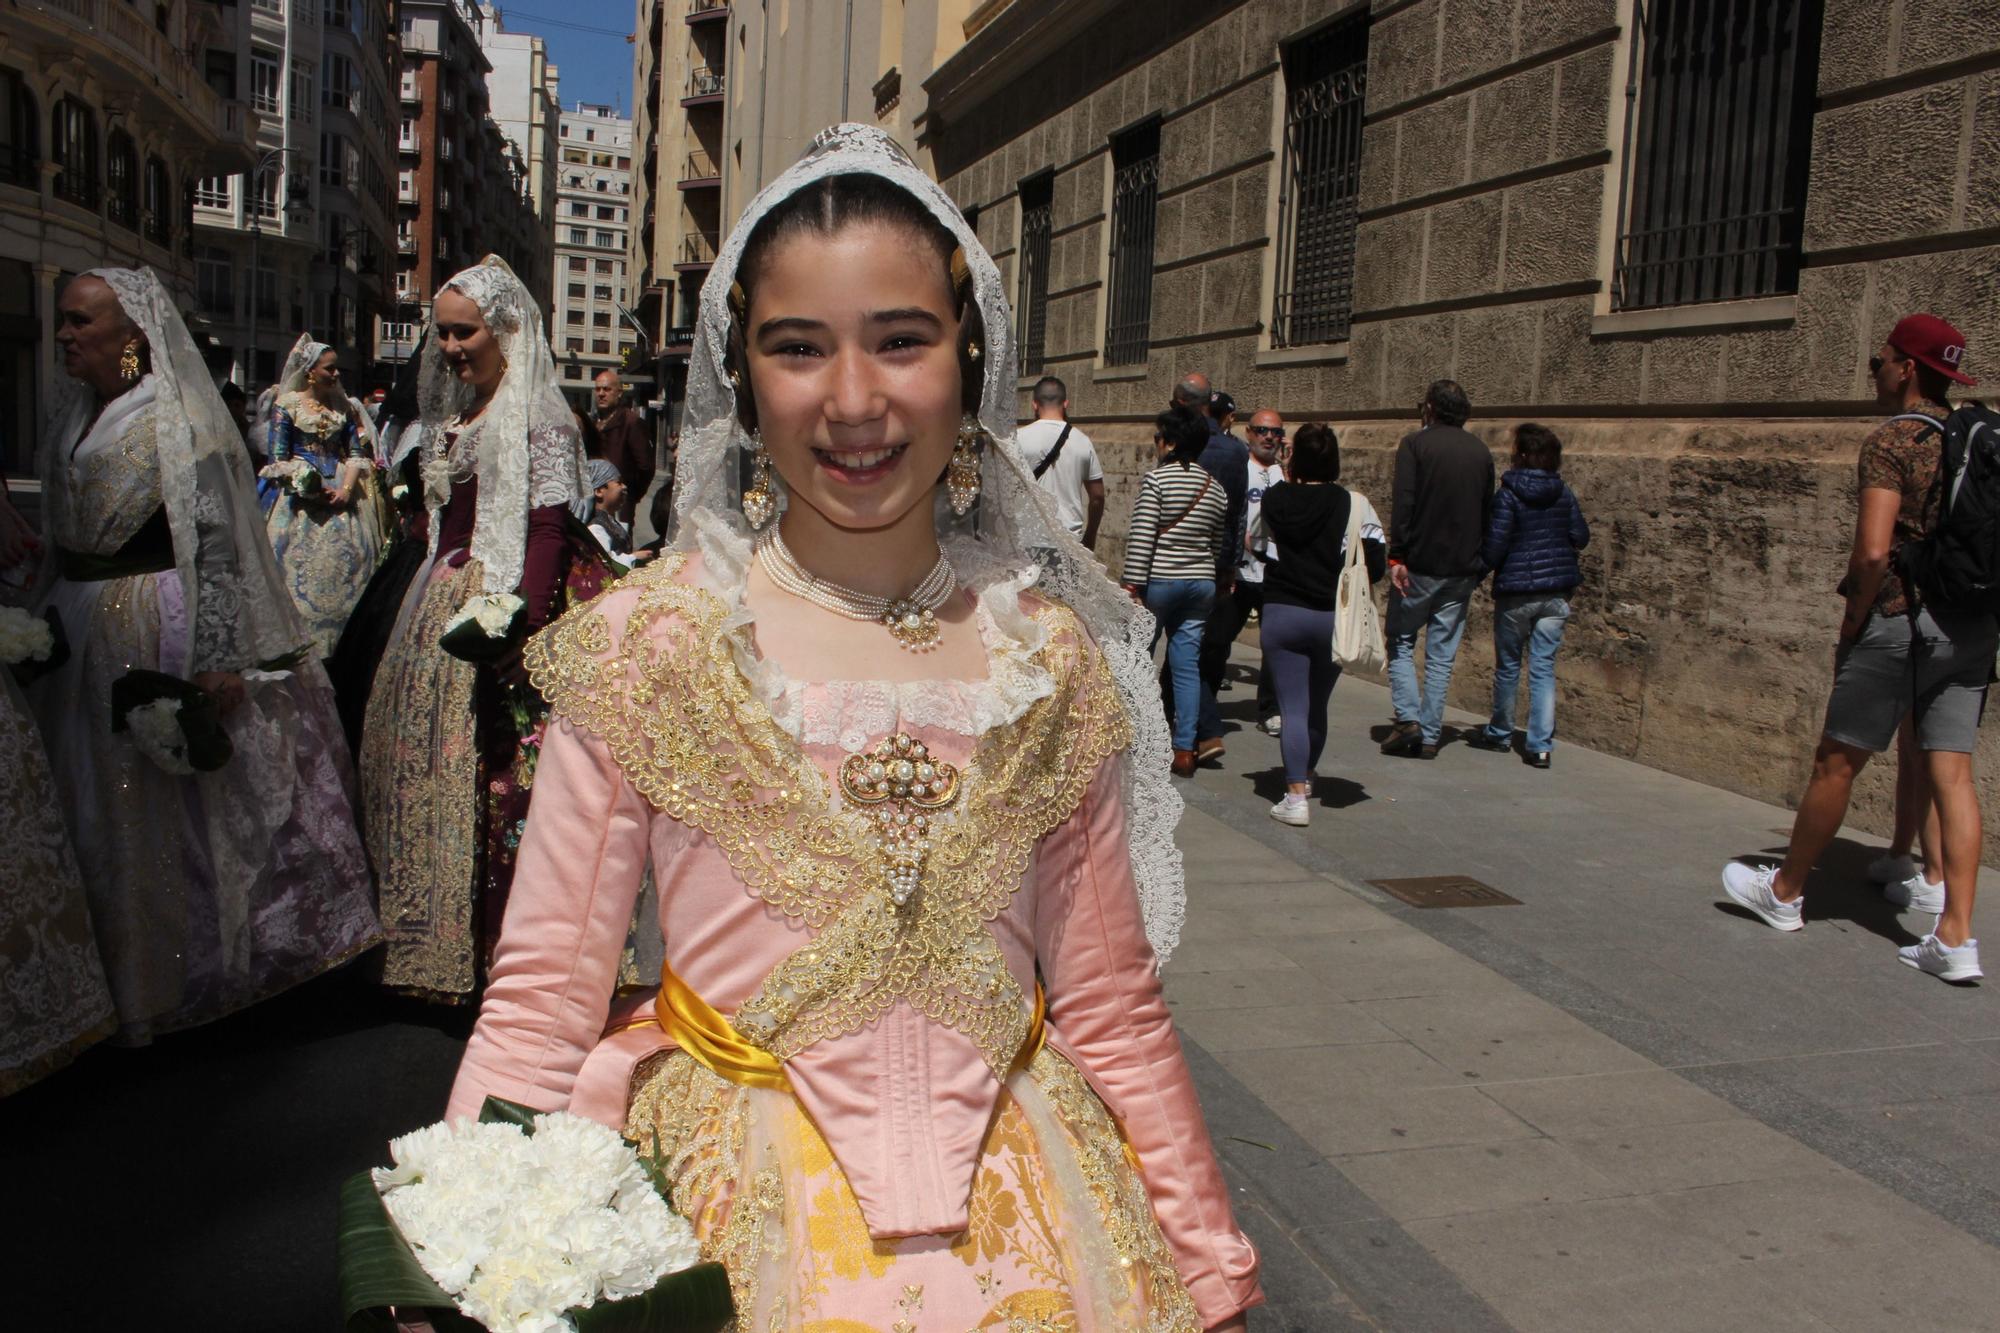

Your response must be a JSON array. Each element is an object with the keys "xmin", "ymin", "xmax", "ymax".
[{"xmin": 260, "ymin": 390, "xmax": 391, "ymax": 657}]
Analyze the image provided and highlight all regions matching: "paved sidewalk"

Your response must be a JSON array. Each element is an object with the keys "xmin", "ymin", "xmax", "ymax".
[{"xmin": 1175, "ymin": 648, "xmax": 2000, "ymax": 1331}]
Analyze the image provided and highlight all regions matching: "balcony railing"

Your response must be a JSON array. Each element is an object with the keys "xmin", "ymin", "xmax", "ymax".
[
  {"xmin": 684, "ymin": 67, "xmax": 725, "ymax": 101},
  {"xmin": 678, "ymin": 233, "xmax": 717, "ymax": 267},
  {"xmin": 52, "ymin": 163, "xmax": 99, "ymax": 209},
  {"xmin": 680, "ymin": 150, "xmax": 719, "ymax": 185},
  {"xmin": 686, "ymin": 5, "xmax": 729, "ymax": 25},
  {"xmin": 0, "ymin": 145, "xmax": 36, "ymax": 189},
  {"xmin": 397, "ymin": 236, "xmax": 416, "ymax": 253},
  {"xmin": 665, "ymin": 324, "xmax": 696, "ymax": 352}
]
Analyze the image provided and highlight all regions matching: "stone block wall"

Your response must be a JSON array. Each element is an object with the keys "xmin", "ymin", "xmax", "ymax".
[{"xmin": 931, "ymin": 0, "xmax": 2000, "ymax": 855}]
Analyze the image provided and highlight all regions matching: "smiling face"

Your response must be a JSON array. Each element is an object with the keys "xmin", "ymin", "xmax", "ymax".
[
  {"xmin": 55, "ymin": 276, "xmax": 141, "ymax": 399},
  {"xmin": 432, "ymin": 289, "xmax": 505, "ymax": 400},
  {"xmin": 743, "ymin": 218, "xmax": 964, "ymax": 535}
]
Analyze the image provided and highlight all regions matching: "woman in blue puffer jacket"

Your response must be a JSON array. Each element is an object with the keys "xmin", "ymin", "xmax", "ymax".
[{"xmin": 1466, "ymin": 423, "xmax": 1590, "ymax": 769}]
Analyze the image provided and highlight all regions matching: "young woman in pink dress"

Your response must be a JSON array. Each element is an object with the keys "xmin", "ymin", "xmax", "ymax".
[{"xmin": 445, "ymin": 126, "xmax": 1261, "ymax": 1331}]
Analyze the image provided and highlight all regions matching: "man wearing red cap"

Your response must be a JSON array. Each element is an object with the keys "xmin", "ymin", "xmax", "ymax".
[{"xmin": 1724, "ymin": 314, "xmax": 1990, "ymax": 983}]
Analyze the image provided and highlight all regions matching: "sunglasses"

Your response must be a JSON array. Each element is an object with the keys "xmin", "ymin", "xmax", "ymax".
[
  {"xmin": 1249, "ymin": 426, "xmax": 1286, "ymax": 438},
  {"xmin": 1868, "ymin": 353, "xmax": 1905, "ymax": 375}
]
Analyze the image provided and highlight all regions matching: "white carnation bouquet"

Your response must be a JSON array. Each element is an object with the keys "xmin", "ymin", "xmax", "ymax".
[
  {"xmin": 0, "ymin": 604, "xmax": 55, "ymax": 666},
  {"xmin": 339, "ymin": 1098, "xmax": 731, "ymax": 1333},
  {"xmin": 259, "ymin": 456, "xmax": 327, "ymax": 502},
  {"xmin": 110, "ymin": 669, "xmax": 233, "ymax": 775},
  {"xmin": 440, "ymin": 592, "xmax": 528, "ymax": 664}
]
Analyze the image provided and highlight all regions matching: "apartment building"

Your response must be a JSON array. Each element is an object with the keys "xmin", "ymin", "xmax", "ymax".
[
  {"xmin": 387, "ymin": 0, "xmax": 550, "ymax": 362},
  {"xmin": 923, "ymin": 0, "xmax": 2000, "ymax": 849},
  {"xmin": 0, "ymin": 0, "xmax": 258, "ymax": 475},
  {"xmin": 477, "ymin": 4, "xmax": 560, "ymax": 307},
  {"xmin": 551, "ymin": 101, "xmax": 636, "ymax": 410}
]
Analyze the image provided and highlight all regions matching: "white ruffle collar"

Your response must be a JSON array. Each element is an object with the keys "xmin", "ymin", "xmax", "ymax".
[{"xmin": 687, "ymin": 508, "xmax": 1056, "ymax": 749}]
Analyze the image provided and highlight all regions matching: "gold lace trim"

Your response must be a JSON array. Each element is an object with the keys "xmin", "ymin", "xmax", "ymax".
[{"xmin": 526, "ymin": 553, "xmax": 1132, "ymax": 1074}]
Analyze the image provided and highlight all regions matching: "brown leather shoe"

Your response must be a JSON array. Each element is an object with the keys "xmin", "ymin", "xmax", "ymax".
[
  {"xmin": 1196, "ymin": 736, "xmax": 1226, "ymax": 763},
  {"xmin": 1380, "ymin": 722, "xmax": 1421, "ymax": 756},
  {"xmin": 1171, "ymin": 748, "xmax": 1198, "ymax": 778}
]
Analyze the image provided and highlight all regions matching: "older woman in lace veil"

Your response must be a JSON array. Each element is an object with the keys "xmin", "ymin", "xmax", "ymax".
[
  {"xmin": 360, "ymin": 255, "xmax": 611, "ymax": 1003},
  {"xmin": 254, "ymin": 333, "xmax": 392, "ymax": 658},
  {"xmin": 31, "ymin": 267, "xmax": 379, "ymax": 1044},
  {"xmin": 444, "ymin": 128, "xmax": 1261, "ymax": 1330}
]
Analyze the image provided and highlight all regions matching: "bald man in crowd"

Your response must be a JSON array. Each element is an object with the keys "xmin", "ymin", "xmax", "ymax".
[{"xmin": 590, "ymin": 369, "xmax": 653, "ymax": 525}]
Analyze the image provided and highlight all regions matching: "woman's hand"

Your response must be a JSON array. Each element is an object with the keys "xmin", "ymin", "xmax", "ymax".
[
  {"xmin": 1121, "ymin": 582, "xmax": 1144, "ymax": 604},
  {"xmin": 328, "ymin": 486, "xmax": 352, "ymax": 509},
  {"xmin": 193, "ymin": 670, "xmax": 247, "ymax": 715}
]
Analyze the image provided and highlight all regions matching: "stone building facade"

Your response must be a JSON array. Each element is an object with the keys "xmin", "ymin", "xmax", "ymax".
[
  {"xmin": 924, "ymin": 0, "xmax": 2000, "ymax": 849},
  {"xmin": 0, "ymin": 0, "xmax": 257, "ymax": 477}
]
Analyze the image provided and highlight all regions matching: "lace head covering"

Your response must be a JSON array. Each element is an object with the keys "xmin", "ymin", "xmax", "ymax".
[
  {"xmin": 43, "ymin": 267, "xmax": 309, "ymax": 672},
  {"xmin": 418, "ymin": 255, "xmax": 588, "ymax": 593},
  {"xmin": 255, "ymin": 332, "xmax": 384, "ymax": 464},
  {"xmin": 276, "ymin": 332, "xmax": 333, "ymax": 396},
  {"xmin": 671, "ymin": 123, "xmax": 1186, "ymax": 961}
]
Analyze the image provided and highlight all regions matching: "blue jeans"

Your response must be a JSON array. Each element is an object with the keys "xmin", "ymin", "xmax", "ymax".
[
  {"xmin": 1385, "ymin": 573, "xmax": 1479, "ymax": 745},
  {"xmin": 1145, "ymin": 579, "xmax": 1214, "ymax": 750},
  {"xmin": 1484, "ymin": 593, "xmax": 1572, "ymax": 753}
]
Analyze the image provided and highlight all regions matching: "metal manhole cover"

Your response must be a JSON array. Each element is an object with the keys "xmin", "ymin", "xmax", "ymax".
[{"xmin": 1369, "ymin": 876, "xmax": 1521, "ymax": 908}]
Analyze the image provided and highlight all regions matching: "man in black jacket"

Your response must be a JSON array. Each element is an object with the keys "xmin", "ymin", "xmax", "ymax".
[{"xmin": 1381, "ymin": 380, "xmax": 1493, "ymax": 759}]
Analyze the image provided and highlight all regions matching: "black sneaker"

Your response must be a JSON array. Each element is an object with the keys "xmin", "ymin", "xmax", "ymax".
[
  {"xmin": 1464, "ymin": 732, "xmax": 1510, "ymax": 753},
  {"xmin": 1525, "ymin": 751, "xmax": 1551, "ymax": 769}
]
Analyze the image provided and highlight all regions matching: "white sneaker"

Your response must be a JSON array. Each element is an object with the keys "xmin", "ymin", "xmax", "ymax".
[
  {"xmin": 1868, "ymin": 851, "xmax": 1919, "ymax": 884},
  {"xmin": 1269, "ymin": 795, "xmax": 1309, "ymax": 827},
  {"xmin": 1883, "ymin": 872, "xmax": 1946, "ymax": 915},
  {"xmin": 1259, "ymin": 716, "xmax": 1283, "ymax": 737},
  {"xmin": 1898, "ymin": 934, "xmax": 1983, "ymax": 982},
  {"xmin": 1721, "ymin": 861, "xmax": 1803, "ymax": 932}
]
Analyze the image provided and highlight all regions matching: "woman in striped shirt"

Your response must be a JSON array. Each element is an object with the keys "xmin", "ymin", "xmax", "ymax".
[{"xmin": 1122, "ymin": 406, "xmax": 1231, "ymax": 777}]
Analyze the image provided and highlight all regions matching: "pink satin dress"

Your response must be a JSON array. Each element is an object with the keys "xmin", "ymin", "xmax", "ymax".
[{"xmin": 448, "ymin": 544, "xmax": 1262, "ymax": 1331}]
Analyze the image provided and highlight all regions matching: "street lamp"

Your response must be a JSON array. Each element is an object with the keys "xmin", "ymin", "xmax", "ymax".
[{"xmin": 245, "ymin": 146, "xmax": 309, "ymax": 388}]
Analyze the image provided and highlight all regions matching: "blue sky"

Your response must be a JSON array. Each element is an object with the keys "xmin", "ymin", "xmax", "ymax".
[{"xmin": 497, "ymin": 2, "xmax": 637, "ymax": 116}]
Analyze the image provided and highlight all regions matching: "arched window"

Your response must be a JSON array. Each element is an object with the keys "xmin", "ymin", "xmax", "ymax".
[
  {"xmin": 0, "ymin": 67, "xmax": 36, "ymax": 188},
  {"xmin": 51, "ymin": 97, "xmax": 98, "ymax": 208},
  {"xmin": 144, "ymin": 155, "xmax": 171, "ymax": 244},
  {"xmin": 106, "ymin": 130, "xmax": 138, "ymax": 230}
]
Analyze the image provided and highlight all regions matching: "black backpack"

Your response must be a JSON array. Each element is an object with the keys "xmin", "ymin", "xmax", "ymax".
[{"xmin": 1897, "ymin": 403, "xmax": 2000, "ymax": 614}]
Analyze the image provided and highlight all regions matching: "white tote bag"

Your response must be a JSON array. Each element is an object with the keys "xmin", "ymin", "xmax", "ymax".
[{"xmin": 1331, "ymin": 496, "xmax": 1385, "ymax": 674}]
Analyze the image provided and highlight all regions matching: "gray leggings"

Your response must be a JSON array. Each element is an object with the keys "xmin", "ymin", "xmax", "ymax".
[{"xmin": 1262, "ymin": 602, "xmax": 1340, "ymax": 783}]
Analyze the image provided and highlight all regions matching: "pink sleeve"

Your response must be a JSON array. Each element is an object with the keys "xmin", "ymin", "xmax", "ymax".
[
  {"xmin": 1035, "ymin": 756, "xmax": 1263, "ymax": 1328},
  {"xmin": 446, "ymin": 714, "xmax": 652, "ymax": 1120}
]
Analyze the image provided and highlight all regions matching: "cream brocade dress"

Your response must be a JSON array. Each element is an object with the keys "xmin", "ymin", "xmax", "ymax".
[{"xmin": 450, "ymin": 534, "xmax": 1261, "ymax": 1332}]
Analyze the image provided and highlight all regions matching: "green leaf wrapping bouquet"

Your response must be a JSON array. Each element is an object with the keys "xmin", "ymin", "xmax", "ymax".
[
  {"xmin": 110, "ymin": 669, "xmax": 234, "ymax": 775},
  {"xmin": 337, "ymin": 1097, "xmax": 733, "ymax": 1333},
  {"xmin": 440, "ymin": 592, "xmax": 528, "ymax": 664}
]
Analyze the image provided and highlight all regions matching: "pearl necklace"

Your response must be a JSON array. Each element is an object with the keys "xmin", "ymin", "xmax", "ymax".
[{"xmin": 757, "ymin": 527, "xmax": 958, "ymax": 653}]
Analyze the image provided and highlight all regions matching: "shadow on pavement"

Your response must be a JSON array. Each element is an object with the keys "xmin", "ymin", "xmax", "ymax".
[{"xmin": 1718, "ymin": 838, "xmax": 1926, "ymax": 946}]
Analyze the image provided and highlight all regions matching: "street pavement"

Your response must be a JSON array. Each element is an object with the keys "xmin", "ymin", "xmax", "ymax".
[{"xmin": 5, "ymin": 647, "xmax": 1998, "ymax": 1330}]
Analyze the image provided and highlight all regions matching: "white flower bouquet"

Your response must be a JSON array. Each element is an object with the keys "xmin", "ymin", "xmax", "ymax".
[
  {"xmin": 338, "ymin": 1097, "xmax": 732, "ymax": 1333},
  {"xmin": 0, "ymin": 604, "xmax": 55, "ymax": 665},
  {"xmin": 259, "ymin": 457, "xmax": 327, "ymax": 503},
  {"xmin": 440, "ymin": 592, "xmax": 527, "ymax": 665},
  {"xmin": 110, "ymin": 669, "xmax": 233, "ymax": 774}
]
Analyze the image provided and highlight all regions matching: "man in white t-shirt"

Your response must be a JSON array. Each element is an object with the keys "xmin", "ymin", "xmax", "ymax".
[{"xmin": 1012, "ymin": 375, "xmax": 1105, "ymax": 549}]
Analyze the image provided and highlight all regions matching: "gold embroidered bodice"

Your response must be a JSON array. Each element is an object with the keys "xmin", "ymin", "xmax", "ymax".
[
  {"xmin": 52, "ymin": 403, "xmax": 162, "ymax": 554},
  {"xmin": 525, "ymin": 552, "xmax": 1133, "ymax": 1076}
]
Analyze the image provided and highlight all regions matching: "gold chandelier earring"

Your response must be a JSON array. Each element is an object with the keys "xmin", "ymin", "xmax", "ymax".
[
  {"xmin": 119, "ymin": 341, "xmax": 142, "ymax": 383},
  {"xmin": 741, "ymin": 432, "xmax": 777, "ymax": 530},
  {"xmin": 946, "ymin": 414, "xmax": 982, "ymax": 516}
]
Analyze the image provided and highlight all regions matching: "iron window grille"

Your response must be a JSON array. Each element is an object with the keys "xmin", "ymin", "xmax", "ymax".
[
  {"xmin": 1610, "ymin": 0, "xmax": 1825, "ymax": 311},
  {"xmin": 1104, "ymin": 119, "xmax": 1161, "ymax": 368},
  {"xmin": 1271, "ymin": 14, "xmax": 1369, "ymax": 349},
  {"xmin": 1016, "ymin": 172, "xmax": 1054, "ymax": 378},
  {"xmin": 51, "ymin": 98, "xmax": 98, "ymax": 209},
  {"xmin": 106, "ymin": 131, "xmax": 139, "ymax": 231},
  {"xmin": 0, "ymin": 68, "xmax": 36, "ymax": 189},
  {"xmin": 144, "ymin": 157, "xmax": 171, "ymax": 244}
]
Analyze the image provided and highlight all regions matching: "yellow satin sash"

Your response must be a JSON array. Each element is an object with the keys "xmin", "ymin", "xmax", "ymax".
[{"xmin": 616, "ymin": 963, "xmax": 1047, "ymax": 1092}]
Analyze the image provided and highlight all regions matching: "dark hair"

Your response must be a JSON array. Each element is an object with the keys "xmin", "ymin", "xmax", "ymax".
[
  {"xmin": 382, "ymin": 329, "xmax": 426, "ymax": 426},
  {"xmin": 1514, "ymin": 422, "xmax": 1562, "ymax": 471},
  {"xmin": 219, "ymin": 381, "xmax": 246, "ymax": 406},
  {"xmin": 1032, "ymin": 374, "xmax": 1066, "ymax": 407},
  {"xmin": 1154, "ymin": 406, "xmax": 1208, "ymax": 465},
  {"xmin": 1424, "ymin": 379, "xmax": 1471, "ymax": 427},
  {"xmin": 1289, "ymin": 422, "xmax": 1341, "ymax": 482},
  {"xmin": 1207, "ymin": 389, "xmax": 1236, "ymax": 422},
  {"xmin": 648, "ymin": 475, "xmax": 675, "ymax": 536},
  {"xmin": 1913, "ymin": 361, "xmax": 1956, "ymax": 405},
  {"xmin": 728, "ymin": 173, "xmax": 984, "ymax": 427}
]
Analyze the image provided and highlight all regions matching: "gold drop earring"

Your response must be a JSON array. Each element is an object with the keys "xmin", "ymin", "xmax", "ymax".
[
  {"xmin": 947, "ymin": 414, "xmax": 982, "ymax": 517},
  {"xmin": 741, "ymin": 431, "xmax": 777, "ymax": 530},
  {"xmin": 119, "ymin": 341, "xmax": 142, "ymax": 383}
]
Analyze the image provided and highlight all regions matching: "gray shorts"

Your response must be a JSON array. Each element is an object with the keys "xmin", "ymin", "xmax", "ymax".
[{"xmin": 1823, "ymin": 608, "xmax": 1998, "ymax": 753}]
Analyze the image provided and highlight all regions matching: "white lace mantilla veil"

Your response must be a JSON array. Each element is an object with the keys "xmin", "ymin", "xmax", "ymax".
[
  {"xmin": 43, "ymin": 266, "xmax": 310, "ymax": 673},
  {"xmin": 667, "ymin": 123, "xmax": 1187, "ymax": 962},
  {"xmin": 417, "ymin": 254, "xmax": 588, "ymax": 594}
]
